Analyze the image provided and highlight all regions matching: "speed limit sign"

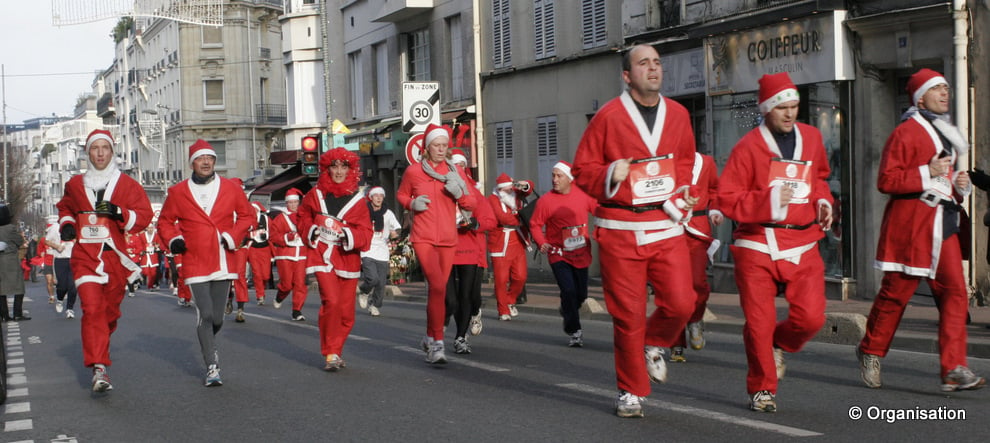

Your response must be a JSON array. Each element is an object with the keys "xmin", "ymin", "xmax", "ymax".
[{"xmin": 402, "ymin": 82, "xmax": 440, "ymax": 133}]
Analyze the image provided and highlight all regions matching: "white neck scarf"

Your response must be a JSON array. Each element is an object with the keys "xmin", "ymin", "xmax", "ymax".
[{"xmin": 83, "ymin": 159, "xmax": 119, "ymax": 191}]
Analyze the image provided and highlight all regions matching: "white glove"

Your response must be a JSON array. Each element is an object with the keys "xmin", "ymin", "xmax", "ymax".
[
  {"xmin": 411, "ymin": 195, "xmax": 432, "ymax": 212},
  {"xmin": 0, "ymin": 241, "xmax": 7, "ymax": 252}
]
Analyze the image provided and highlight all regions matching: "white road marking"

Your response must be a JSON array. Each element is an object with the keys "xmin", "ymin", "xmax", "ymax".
[
  {"xmin": 393, "ymin": 346, "xmax": 510, "ymax": 372},
  {"xmin": 2, "ymin": 418, "xmax": 33, "ymax": 431},
  {"xmin": 6, "ymin": 388, "xmax": 28, "ymax": 398},
  {"xmin": 4, "ymin": 402, "xmax": 30, "ymax": 414},
  {"xmin": 557, "ymin": 383, "xmax": 823, "ymax": 437}
]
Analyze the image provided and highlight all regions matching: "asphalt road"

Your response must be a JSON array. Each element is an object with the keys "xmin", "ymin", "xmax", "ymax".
[{"xmin": 3, "ymin": 280, "xmax": 988, "ymax": 442}]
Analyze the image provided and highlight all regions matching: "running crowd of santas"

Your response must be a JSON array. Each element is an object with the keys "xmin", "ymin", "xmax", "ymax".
[{"xmin": 48, "ymin": 43, "xmax": 983, "ymax": 417}]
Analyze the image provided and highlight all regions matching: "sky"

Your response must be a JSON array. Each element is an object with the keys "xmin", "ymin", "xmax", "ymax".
[{"xmin": 0, "ymin": 2, "xmax": 119, "ymax": 124}]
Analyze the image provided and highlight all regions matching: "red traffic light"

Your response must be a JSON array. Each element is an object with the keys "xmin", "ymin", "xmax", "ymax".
[{"xmin": 301, "ymin": 135, "xmax": 320, "ymax": 152}]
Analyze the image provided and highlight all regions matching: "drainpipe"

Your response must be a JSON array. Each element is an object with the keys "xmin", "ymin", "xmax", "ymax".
[
  {"xmin": 952, "ymin": 0, "xmax": 974, "ymax": 286},
  {"xmin": 472, "ymin": 0, "xmax": 486, "ymax": 188}
]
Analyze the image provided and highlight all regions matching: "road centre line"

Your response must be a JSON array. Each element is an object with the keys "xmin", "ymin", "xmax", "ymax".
[{"xmin": 392, "ymin": 346, "xmax": 511, "ymax": 372}]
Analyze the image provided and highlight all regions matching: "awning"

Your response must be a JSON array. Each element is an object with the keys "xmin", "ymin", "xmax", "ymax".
[
  {"xmin": 248, "ymin": 164, "xmax": 311, "ymax": 201},
  {"xmin": 343, "ymin": 119, "xmax": 402, "ymax": 140}
]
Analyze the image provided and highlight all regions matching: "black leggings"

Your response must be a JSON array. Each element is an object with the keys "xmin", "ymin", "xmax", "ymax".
[
  {"xmin": 445, "ymin": 264, "xmax": 483, "ymax": 339},
  {"xmin": 54, "ymin": 258, "xmax": 78, "ymax": 309}
]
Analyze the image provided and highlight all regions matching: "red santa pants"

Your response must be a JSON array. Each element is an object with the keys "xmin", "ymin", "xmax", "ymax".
[
  {"xmin": 77, "ymin": 253, "xmax": 129, "ymax": 368},
  {"xmin": 732, "ymin": 245, "xmax": 826, "ymax": 395},
  {"xmin": 248, "ymin": 246, "xmax": 273, "ymax": 301},
  {"xmin": 231, "ymin": 248, "xmax": 250, "ymax": 303},
  {"xmin": 141, "ymin": 266, "xmax": 158, "ymax": 288},
  {"xmin": 316, "ymin": 271, "xmax": 358, "ymax": 356},
  {"xmin": 598, "ymin": 229, "xmax": 695, "ymax": 397},
  {"xmin": 673, "ymin": 235, "xmax": 712, "ymax": 348},
  {"xmin": 860, "ymin": 235, "xmax": 969, "ymax": 377},
  {"xmin": 491, "ymin": 238, "xmax": 528, "ymax": 316},
  {"xmin": 412, "ymin": 243, "xmax": 455, "ymax": 341},
  {"xmin": 275, "ymin": 258, "xmax": 308, "ymax": 310}
]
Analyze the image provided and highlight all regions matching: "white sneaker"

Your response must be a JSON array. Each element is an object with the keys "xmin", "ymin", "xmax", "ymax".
[
  {"xmin": 750, "ymin": 390, "xmax": 776, "ymax": 413},
  {"xmin": 453, "ymin": 336, "xmax": 471, "ymax": 354},
  {"xmin": 856, "ymin": 348, "xmax": 882, "ymax": 388},
  {"xmin": 645, "ymin": 346, "xmax": 668, "ymax": 383},
  {"xmin": 773, "ymin": 347, "xmax": 786, "ymax": 380},
  {"xmin": 204, "ymin": 364, "xmax": 223, "ymax": 387},
  {"xmin": 358, "ymin": 291, "xmax": 369, "ymax": 310},
  {"xmin": 426, "ymin": 340, "xmax": 447, "ymax": 364},
  {"xmin": 92, "ymin": 365, "xmax": 113, "ymax": 392},
  {"xmin": 369, "ymin": 306, "xmax": 380, "ymax": 317},
  {"xmin": 687, "ymin": 321, "xmax": 705, "ymax": 350},
  {"xmin": 508, "ymin": 304, "xmax": 519, "ymax": 317},
  {"xmin": 568, "ymin": 330, "xmax": 583, "ymax": 348},
  {"xmin": 941, "ymin": 365, "xmax": 986, "ymax": 392},
  {"xmin": 615, "ymin": 391, "xmax": 644, "ymax": 418},
  {"xmin": 469, "ymin": 313, "xmax": 483, "ymax": 336},
  {"xmin": 420, "ymin": 336, "xmax": 433, "ymax": 353},
  {"xmin": 56, "ymin": 300, "xmax": 64, "ymax": 313},
  {"xmin": 66, "ymin": 309, "xmax": 75, "ymax": 319},
  {"xmin": 499, "ymin": 314, "xmax": 512, "ymax": 321}
]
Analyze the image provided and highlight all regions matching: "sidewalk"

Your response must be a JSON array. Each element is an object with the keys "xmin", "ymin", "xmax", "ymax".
[{"xmin": 385, "ymin": 280, "xmax": 990, "ymax": 359}]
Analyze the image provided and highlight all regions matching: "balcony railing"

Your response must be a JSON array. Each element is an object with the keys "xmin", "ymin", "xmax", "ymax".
[{"xmin": 256, "ymin": 104, "xmax": 287, "ymax": 125}]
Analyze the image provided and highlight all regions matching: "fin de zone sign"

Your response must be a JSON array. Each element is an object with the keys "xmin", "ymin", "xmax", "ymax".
[{"xmin": 402, "ymin": 82, "xmax": 440, "ymax": 133}]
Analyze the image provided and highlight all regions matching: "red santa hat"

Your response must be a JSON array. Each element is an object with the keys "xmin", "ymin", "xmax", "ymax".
[
  {"xmin": 188, "ymin": 139, "xmax": 217, "ymax": 164},
  {"xmin": 758, "ymin": 72, "xmax": 800, "ymax": 114},
  {"xmin": 85, "ymin": 129, "xmax": 115, "ymax": 151},
  {"xmin": 285, "ymin": 188, "xmax": 304, "ymax": 202},
  {"xmin": 450, "ymin": 148, "xmax": 468, "ymax": 166},
  {"xmin": 907, "ymin": 68, "xmax": 948, "ymax": 107},
  {"xmin": 368, "ymin": 186, "xmax": 385, "ymax": 197},
  {"xmin": 424, "ymin": 123, "xmax": 452, "ymax": 147},
  {"xmin": 495, "ymin": 172, "xmax": 514, "ymax": 189},
  {"xmin": 553, "ymin": 161, "xmax": 573, "ymax": 181}
]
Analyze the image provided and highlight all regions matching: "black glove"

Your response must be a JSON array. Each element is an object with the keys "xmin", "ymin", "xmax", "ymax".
[
  {"xmin": 95, "ymin": 200, "xmax": 124, "ymax": 221},
  {"xmin": 970, "ymin": 168, "xmax": 990, "ymax": 191},
  {"xmin": 60, "ymin": 224, "xmax": 76, "ymax": 241},
  {"xmin": 170, "ymin": 238, "xmax": 187, "ymax": 254},
  {"xmin": 460, "ymin": 217, "xmax": 479, "ymax": 231}
]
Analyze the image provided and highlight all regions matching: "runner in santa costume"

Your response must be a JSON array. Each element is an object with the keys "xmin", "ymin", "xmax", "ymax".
[
  {"xmin": 296, "ymin": 147, "xmax": 373, "ymax": 371},
  {"xmin": 487, "ymin": 172, "xmax": 534, "ymax": 320},
  {"xmin": 670, "ymin": 152, "xmax": 723, "ymax": 361},
  {"xmin": 224, "ymin": 178, "xmax": 253, "ymax": 323},
  {"xmin": 270, "ymin": 187, "xmax": 309, "ymax": 320},
  {"xmin": 397, "ymin": 123, "xmax": 476, "ymax": 365},
  {"xmin": 857, "ymin": 69, "xmax": 985, "ymax": 392},
  {"xmin": 158, "ymin": 139, "xmax": 255, "ymax": 387},
  {"xmin": 571, "ymin": 45, "xmax": 699, "ymax": 418},
  {"xmin": 718, "ymin": 72, "xmax": 833, "ymax": 412},
  {"xmin": 529, "ymin": 161, "xmax": 598, "ymax": 347},
  {"xmin": 246, "ymin": 201, "xmax": 274, "ymax": 305},
  {"xmin": 56, "ymin": 129, "xmax": 154, "ymax": 393},
  {"xmin": 124, "ymin": 231, "xmax": 144, "ymax": 295},
  {"xmin": 139, "ymin": 226, "xmax": 160, "ymax": 289}
]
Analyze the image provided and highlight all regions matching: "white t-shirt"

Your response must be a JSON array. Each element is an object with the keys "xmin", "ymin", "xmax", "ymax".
[
  {"xmin": 45, "ymin": 223, "xmax": 74, "ymax": 259},
  {"xmin": 361, "ymin": 209, "xmax": 401, "ymax": 262}
]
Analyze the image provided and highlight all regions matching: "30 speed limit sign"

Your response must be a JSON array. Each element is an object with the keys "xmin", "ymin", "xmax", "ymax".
[{"xmin": 402, "ymin": 82, "xmax": 440, "ymax": 133}]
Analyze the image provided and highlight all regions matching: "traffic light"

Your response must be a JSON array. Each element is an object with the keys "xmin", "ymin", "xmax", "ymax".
[{"xmin": 301, "ymin": 134, "xmax": 320, "ymax": 177}]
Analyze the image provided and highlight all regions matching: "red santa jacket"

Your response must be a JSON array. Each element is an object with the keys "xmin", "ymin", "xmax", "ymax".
[
  {"xmin": 140, "ymin": 230, "xmax": 159, "ymax": 267},
  {"xmin": 454, "ymin": 178, "xmax": 497, "ymax": 267},
  {"xmin": 126, "ymin": 233, "xmax": 145, "ymax": 265},
  {"xmin": 486, "ymin": 180, "xmax": 534, "ymax": 256},
  {"xmin": 269, "ymin": 209, "xmax": 306, "ymax": 261},
  {"xmin": 56, "ymin": 171, "xmax": 153, "ymax": 285},
  {"xmin": 296, "ymin": 188, "xmax": 373, "ymax": 278},
  {"xmin": 157, "ymin": 177, "xmax": 255, "ymax": 284},
  {"xmin": 684, "ymin": 153, "xmax": 721, "ymax": 244},
  {"xmin": 572, "ymin": 92, "xmax": 697, "ymax": 244},
  {"xmin": 875, "ymin": 113, "xmax": 969, "ymax": 277},
  {"xmin": 529, "ymin": 186, "xmax": 598, "ymax": 267},
  {"xmin": 396, "ymin": 160, "xmax": 477, "ymax": 247},
  {"xmin": 718, "ymin": 122, "xmax": 833, "ymax": 262}
]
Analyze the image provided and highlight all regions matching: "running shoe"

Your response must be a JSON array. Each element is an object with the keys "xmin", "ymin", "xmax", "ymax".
[
  {"xmin": 508, "ymin": 304, "xmax": 519, "ymax": 317},
  {"xmin": 941, "ymin": 366, "xmax": 986, "ymax": 392},
  {"xmin": 645, "ymin": 346, "xmax": 668, "ymax": 383},
  {"xmin": 420, "ymin": 336, "xmax": 433, "ymax": 353},
  {"xmin": 454, "ymin": 336, "xmax": 471, "ymax": 354},
  {"xmin": 469, "ymin": 312, "xmax": 483, "ymax": 336},
  {"xmin": 92, "ymin": 365, "xmax": 113, "ymax": 392},
  {"xmin": 49, "ymin": 295, "xmax": 55, "ymax": 304},
  {"xmin": 369, "ymin": 306, "xmax": 380, "ymax": 317},
  {"xmin": 324, "ymin": 354, "xmax": 346, "ymax": 371},
  {"xmin": 358, "ymin": 291, "xmax": 369, "ymax": 310},
  {"xmin": 615, "ymin": 391, "xmax": 644, "ymax": 418},
  {"xmin": 273, "ymin": 292, "xmax": 287, "ymax": 309},
  {"xmin": 856, "ymin": 348, "xmax": 882, "ymax": 388},
  {"xmin": 66, "ymin": 309, "xmax": 75, "ymax": 319},
  {"xmin": 257, "ymin": 296, "xmax": 265, "ymax": 306},
  {"xmin": 224, "ymin": 297, "xmax": 233, "ymax": 315},
  {"xmin": 205, "ymin": 365, "xmax": 223, "ymax": 387},
  {"xmin": 687, "ymin": 321, "xmax": 705, "ymax": 350},
  {"xmin": 426, "ymin": 340, "xmax": 447, "ymax": 364},
  {"xmin": 55, "ymin": 300, "xmax": 64, "ymax": 313},
  {"xmin": 568, "ymin": 330, "xmax": 584, "ymax": 348},
  {"xmin": 291, "ymin": 310, "xmax": 306, "ymax": 321},
  {"xmin": 235, "ymin": 309, "xmax": 245, "ymax": 323},
  {"xmin": 670, "ymin": 346, "xmax": 686, "ymax": 363},
  {"xmin": 499, "ymin": 314, "xmax": 511, "ymax": 321},
  {"xmin": 750, "ymin": 390, "xmax": 776, "ymax": 413}
]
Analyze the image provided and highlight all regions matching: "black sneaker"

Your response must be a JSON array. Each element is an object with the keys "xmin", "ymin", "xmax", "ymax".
[{"xmin": 291, "ymin": 310, "xmax": 306, "ymax": 321}]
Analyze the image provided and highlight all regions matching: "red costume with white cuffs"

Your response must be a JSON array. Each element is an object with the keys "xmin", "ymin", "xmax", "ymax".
[
  {"xmin": 269, "ymin": 188, "xmax": 308, "ymax": 311},
  {"xmin": 56, "ymin": 129, "xmax": 154, "ymax": 371},
  {"xmin": 487, "ymin": 173, "xmax": 534, "ymax": 317},
  {"xmin": 296, "ymin": 148, "xmax": 373, "ymax": 362},
  {"xmin": 859, "ymin": 69, "xmax": 979, "ymax": 384},
  {"xmin": 718, "ymin": 73, "xmax": 833, "ymax": 398},
  {"xmin": 672, "ymin": 153, "xmax": 722, "ymax": 349},
  {"xmin": 571, "ymin": 90, "xmax": 697, "ymax": 398}
]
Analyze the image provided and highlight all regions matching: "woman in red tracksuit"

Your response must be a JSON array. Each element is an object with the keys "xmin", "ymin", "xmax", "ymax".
[
  {"xmin": 396, "ymin": 124, "xmax": 476, "ymax": 365},
  {"xmin": 296, "ymin": 147, "xmax": 372, "ymax": 371}
]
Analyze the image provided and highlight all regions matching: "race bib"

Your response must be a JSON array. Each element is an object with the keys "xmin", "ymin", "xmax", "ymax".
[
  {"xmin": 561, "ymin": 224, "xmax": 588, "ymax": 251},
  {"xmin": 931, "ymin": 167, "xmax": 954, "ymax": 201},
  {"xmin": 767, "ymin": 158, "xmax": 812, "ymax": 204},
  {"xmin": 252, "ymin": 228, "xmax": 269, "ymax": 243},
  {"xmin": 78, "ymin": 212, "xmax": 112, "ymax": 244},
  {"xmin": 629, "ymin": 155, "xmax": 676, "ymax": 205},
  {"xmin": 316, "ymin": 214, "xmax": 344, "ymax": 244}
]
